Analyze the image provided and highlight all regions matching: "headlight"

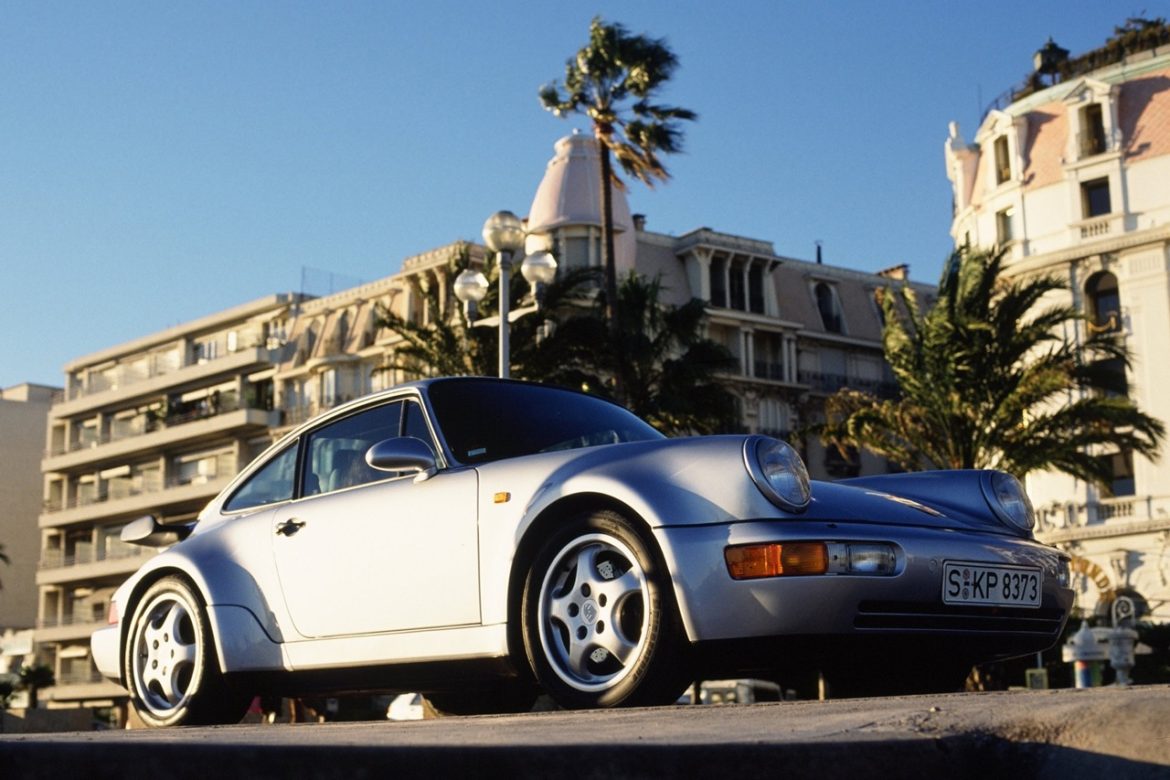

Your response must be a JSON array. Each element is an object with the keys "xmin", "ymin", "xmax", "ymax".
[
  {"xmin": 981, "ymin": 471, "xmax": 1035, "ymax": 532},
  {"xmin": 744, "ymin": 436, "xmax": 811, "ymax": 512}
]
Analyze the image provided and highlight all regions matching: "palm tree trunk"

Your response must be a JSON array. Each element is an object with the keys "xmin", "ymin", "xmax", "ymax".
[
  {"xmin": 597, "ymin": 139, "xmax": 625, "ymax": 403},
  {"xmin": 598, "ymin": 141, "xmax": 619, "ymax": 331}
]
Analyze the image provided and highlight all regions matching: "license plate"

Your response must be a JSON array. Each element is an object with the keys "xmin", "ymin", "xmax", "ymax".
[{"xmin": 942, "ymin": 562, "xmax": 1041, "ymax": 608}]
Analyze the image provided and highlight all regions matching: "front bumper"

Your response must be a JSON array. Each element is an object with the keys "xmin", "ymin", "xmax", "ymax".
[
  {"xmin": 91, "ymin": 624, "xmax": 122, "ymax": 683},
  {"xmin": 656, "ymin": 519, "xmax": 1072, "ymax": 647}
]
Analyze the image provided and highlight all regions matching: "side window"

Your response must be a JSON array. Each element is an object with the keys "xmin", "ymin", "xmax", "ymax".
[
  {"xmin": 224, "ymin": 444, "xmax": 297, "ymax": 512},
  {"xmin": 304, "ymin": 401, "xmax": 403, "ymax": 496}
]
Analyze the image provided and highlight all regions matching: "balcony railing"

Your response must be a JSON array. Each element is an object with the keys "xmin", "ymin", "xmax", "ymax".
[
  {"xmin": 43, "ymin": 462, "xmax": 235, "ymax": 515},
  {"xmin": 798, "ymin": 371, "xmax": 899, "ymax": 399},
  {"xmin": 49, "ymin": 392, "xmax": 261, "ymax": 457},
  {"xmin": 67, "ymin": 336, "xmax": 267, "ymax": 402},
  {"xmin": 37, "ymin": 614, "xmax": 105, "ymax": 630},
  {"xmin": 753, "ymin": 361, "xmax": 786, "ymax": 382},
  {"xmin": 39, "ymin": 544, "xmax": 152, "ymax": 571}
]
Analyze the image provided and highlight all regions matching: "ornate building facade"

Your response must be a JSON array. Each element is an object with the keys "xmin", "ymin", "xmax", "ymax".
[{"xmin": 946, "ymin": 32, "xmax": 1170, "ymax": 621}]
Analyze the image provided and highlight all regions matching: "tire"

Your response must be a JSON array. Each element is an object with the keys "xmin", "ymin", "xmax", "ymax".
[
  {"xmin": 123, "ymin": 576, "xmax": 250, "ymax": 727},
  {"xmin": 521, "ymin": 510, "xmax": 687, "ymax": 709}
]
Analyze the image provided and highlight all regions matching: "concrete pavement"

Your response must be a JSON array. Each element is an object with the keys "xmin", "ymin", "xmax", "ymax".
[{"xmin": 2, "ymin": 686, "xmax": 1169, "ymax": 778}]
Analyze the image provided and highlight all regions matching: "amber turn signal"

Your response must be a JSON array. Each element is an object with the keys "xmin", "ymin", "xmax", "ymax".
[{"xmin": 725, "ymin": 542, "xmax": 829, "ymax": 580}]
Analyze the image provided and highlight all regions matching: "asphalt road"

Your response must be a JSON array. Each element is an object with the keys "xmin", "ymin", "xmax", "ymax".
[{"xmin": 2, "ymin": 686, "xmax": 1169, "ymax": 779}]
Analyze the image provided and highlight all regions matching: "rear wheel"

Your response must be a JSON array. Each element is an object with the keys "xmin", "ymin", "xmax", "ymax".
[
  {"xmin": 123, "ymin": 576, "xmax": 250, "ymax": 727},
  {"xmin": 521, "ymin": 510, "xmax": 687, "ymax": 709}
]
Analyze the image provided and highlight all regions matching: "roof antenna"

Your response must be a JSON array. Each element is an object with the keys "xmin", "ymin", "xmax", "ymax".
[{"xmin": 815, "ymin": 240, "xmax": 823, "ymax": 265}]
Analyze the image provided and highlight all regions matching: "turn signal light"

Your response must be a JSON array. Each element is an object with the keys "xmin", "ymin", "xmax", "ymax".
[
  {"xmin": 107, "ymin": 601, "xmax": 119, "ymax": 625},
  {"xmin": 725, "ymin": 542, "xmax": 829, "ymax": 580}
]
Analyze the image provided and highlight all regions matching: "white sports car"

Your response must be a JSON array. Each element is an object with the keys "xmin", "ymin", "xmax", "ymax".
[{"xmin": 92, "ymin": 378, "xmax": 1073, "ymax": 726}]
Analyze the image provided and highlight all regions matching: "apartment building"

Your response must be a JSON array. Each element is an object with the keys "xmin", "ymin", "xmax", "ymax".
[
  {"xmin": 36, "ymin": 295, "xmax": 302, "ymax": 708},
  {"xmin": 945, "ymin": 25, "xmax": 1170, "ymax": 620},
  {"xmin": 1, "ymin": 384, "xmax": 57, "ymax": 632}
]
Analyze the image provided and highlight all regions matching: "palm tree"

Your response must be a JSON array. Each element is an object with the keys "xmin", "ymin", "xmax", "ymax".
[
  {"xmin": 540, "ymin": 17, "xmax": 696, "ymax": 331},
  {"xmin": 373, "ymin": 243, "xmax": 496, "ymax": 379},
  {"xmin": 819, "ymin": 248, "xmax": 1163, "ymax": 486},
  {"xmin": 18, "ymin": 664, "xmax": 55, "ymax": 711},
  {"xmin": 374, "ymin": 244, "xmax": 600, "ymax": 380},
  {"xmin": 534, "ymin": 271, "xmax": 738, "ymax": 435}
]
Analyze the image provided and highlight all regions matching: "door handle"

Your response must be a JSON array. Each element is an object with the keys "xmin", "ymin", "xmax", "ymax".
[{"xmin": 275, "ymin": 518, "xmax": 306, "ymax": 536}]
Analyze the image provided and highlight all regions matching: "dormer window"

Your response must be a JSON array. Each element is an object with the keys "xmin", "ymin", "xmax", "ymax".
[
  {"xmin": 994, "ymin": 136, "xmax": 1012, "ymax": 184},
  {"xmin": 814, "ymin": 282, "xmax": 843, "ymax": 334}
]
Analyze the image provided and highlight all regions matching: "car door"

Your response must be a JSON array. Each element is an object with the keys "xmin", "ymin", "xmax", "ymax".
[{"xmin": 270, "ymin": 397, "xmax": 480, "ymax": 638}]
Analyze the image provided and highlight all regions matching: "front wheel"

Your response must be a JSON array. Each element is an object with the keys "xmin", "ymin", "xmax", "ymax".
[
  {"xmin": 123, "ymin": 576, "xmax": 250, "ymax": 727},
  {"xmin": 521, "ymin": 510, "xmax": 687, "ymax": 709}
]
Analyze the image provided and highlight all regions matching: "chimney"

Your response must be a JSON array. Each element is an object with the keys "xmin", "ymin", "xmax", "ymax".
[
  {"xmin": 815, "ymin": 241, "xmax": 823, "ymax": 265},
  {"xmin": 632, "ymin": 214, "xmax": 646, "ymax": 231}
]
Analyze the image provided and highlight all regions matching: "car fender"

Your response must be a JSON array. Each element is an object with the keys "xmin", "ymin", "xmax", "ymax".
[
  {"xmin": 475, "ymin": 436, "xmax": 780, "ymax": 634},
  {"xmin": 115, "ymin": 521, "xmax": 288, "ymax": 675}
]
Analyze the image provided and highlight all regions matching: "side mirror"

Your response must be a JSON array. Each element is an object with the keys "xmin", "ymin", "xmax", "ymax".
[
  {"xmin": 366, "ymin": 437, "xmax": 438, "ymax": 482},
  {"xmin": 121, "ymin": 515, "xmax": 193, "ymax": 548}
]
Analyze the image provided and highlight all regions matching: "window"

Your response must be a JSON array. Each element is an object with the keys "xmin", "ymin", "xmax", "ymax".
[
  {"xmin": 748, "ymin": 265, "xmax": 765, "ymax": 314},
  {"xmin": 1082, "ymin": 178, "xmax": 1111, "ymax": 218},
  {"xmin": 1085, "ymin": 271, "xmax": 1120, "ymax": 332},
  {"xmin": 994, "ymin": 135, "xmax": 1011, "ymax": 184},
  {"xmin": 1080, "ymin": 103, "xmax": 1107, "ymax": 157},
  {"xmin": 709, "ymin": 257, "xmax": 727, "ymax": 308},
  {"xmin": 729, "ymin": 263, "xmax": 746, "ymax": 310},
  {"xmin": 303, "ymin": 401, "xmax": 407, "ymax": 496},
  {"xmin": 321, "ymin": 369, "xmax": 339, "ymax": 408},
  {"xmin": 224, "ymin": 444, "xmax": 297, "ymax": 512},
  {"xmin": 995, "ymin": 206, "xmax": 1014, "ymax": 244},
  {"xmin": 814, "ymin": 282, "xmax": 843, "ymax": 333},
  {"xmin": 1100, "ymin": 451, "xmax": 1135, "ymax": 497}
]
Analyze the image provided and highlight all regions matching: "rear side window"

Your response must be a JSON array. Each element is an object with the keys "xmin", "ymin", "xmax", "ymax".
[{"xmin": 224, "ymin": 444, "xmax": 297, "ymax": 512}]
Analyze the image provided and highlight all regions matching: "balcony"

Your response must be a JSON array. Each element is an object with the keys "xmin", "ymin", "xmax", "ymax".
[
  {"xmin": 36, "ymin": 545, "xmax": 154, "ymax": 586},
  {"xmin": 54, "ymin": 346, "xmax": 274, "ymax": 418},
  {"xmin": 44, "ymin": 405, "xmax": 277, "ymax": 473},
  {"xmin": 798, "ymin": 371, "xmax": 899, "ymax": 399},
  {"xmin": 34, "ymin": 616, "xmax": 107, "ymax": 644},
  {"xmin": 39, "ymin": 474, "xmax": 233, "ymax": 529}
]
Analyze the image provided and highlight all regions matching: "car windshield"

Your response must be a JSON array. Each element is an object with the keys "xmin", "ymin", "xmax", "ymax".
[{"xmin": 428, "ymin": 379, "xmax": 664, "ymax": 465}]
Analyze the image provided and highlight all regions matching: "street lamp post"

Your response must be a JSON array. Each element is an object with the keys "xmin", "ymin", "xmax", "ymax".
[{"xmin": 454, "ymin": 210, "xmax": 558, "ymax": 379}]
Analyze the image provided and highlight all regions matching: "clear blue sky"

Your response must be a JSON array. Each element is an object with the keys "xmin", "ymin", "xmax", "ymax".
[{"xmin": 2, "ymin": 1, "xmax": 1161, "ymax": 388}]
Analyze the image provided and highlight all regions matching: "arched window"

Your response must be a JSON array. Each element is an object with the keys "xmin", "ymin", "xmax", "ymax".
[
  {"xmin": 814, "ymin": 282, "xmax": 843, "ymax": 333},
  {"xmin": 1085, "ymin": 271, "xmax": 1120, "ymax": 333}
]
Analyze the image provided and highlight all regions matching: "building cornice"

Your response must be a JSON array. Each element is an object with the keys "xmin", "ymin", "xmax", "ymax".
[
  {"xmin": 1038, "ymin": 515, "xmax": 1170, "ymax": 544},
  {"xmin": 1003, "ymin": 225, "xmax": 1170, "ymax": 277}
]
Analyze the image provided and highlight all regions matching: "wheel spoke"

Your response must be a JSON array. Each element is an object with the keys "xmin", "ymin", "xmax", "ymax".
[
  {"xmin": 547, "ymin": 589, "xmax": 577, "ymax": 626},
  {"xmin": 565, "ymin": 634, "xmax": 594, "ymax": 681},
  {"xmin": 573, "ymin": 545, "xmax": 601, "ymax": 589},
  {"xmin": 601, "ymin": 568, "xmax": 643, "ymax": 603},
  {"xmin": 161, "ymin": 602, "xmax": 188, "ymax": 645},
  {"xmin": 595, "ymin": 625, "xmax": 639, "ymax": 667}
]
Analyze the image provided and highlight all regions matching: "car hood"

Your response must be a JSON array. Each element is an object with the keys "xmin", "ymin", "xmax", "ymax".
[{"xmin": 471, "ymin": 436, "xmax": 1026, "ymax": 538}]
